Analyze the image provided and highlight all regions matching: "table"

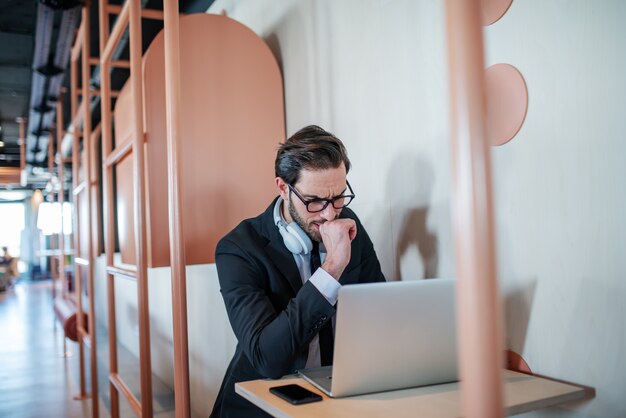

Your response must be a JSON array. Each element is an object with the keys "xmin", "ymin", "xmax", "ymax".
[{"xmin": 236, "ymin": 370, "xmax": 591, "ymax": 417}]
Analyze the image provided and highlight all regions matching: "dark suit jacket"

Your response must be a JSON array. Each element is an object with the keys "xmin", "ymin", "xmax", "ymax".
[{"xmin": 210, "ymin": 197, "xmax": 385, "ymax": 418}]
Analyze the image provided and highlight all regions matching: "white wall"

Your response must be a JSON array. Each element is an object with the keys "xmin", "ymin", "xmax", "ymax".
[
  {"xmin": 210, "ymin": 0, "xmax": 456, "ymax": 282},
  {"xmin": 206, "ymin": 0, "xmax": 625, "ymax": 416},
  {"xmin": 94, "ymin": 1, "xmax": 625, "ymax": 417},
  {"xmin": 485, "ymin": 1, "xmax": 626, "ymax": 417}
]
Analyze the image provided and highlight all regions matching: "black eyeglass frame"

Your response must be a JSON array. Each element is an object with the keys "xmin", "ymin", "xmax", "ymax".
[{"xmin": 287, "ymin": 181, "xmax": 356, "ymax": 213}]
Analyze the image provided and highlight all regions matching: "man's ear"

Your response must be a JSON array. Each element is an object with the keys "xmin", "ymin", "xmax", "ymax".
[{"xmin": 275, "ymin": 177, "xmax": 289, "ymax": 200}]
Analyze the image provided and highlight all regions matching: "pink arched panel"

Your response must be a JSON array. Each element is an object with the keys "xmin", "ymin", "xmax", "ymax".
[{"xmin": 114, "ymin": 14, "xmax": 284, "ymax": 266}]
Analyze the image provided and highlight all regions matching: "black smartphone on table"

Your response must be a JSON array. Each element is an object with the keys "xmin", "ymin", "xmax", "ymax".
[{"xmin": 269, "ymin": 384, "xmax": 323, "ymax": 405}]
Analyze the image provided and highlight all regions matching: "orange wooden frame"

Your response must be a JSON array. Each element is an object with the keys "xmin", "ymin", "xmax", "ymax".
[
  {"xmin": 98, "ymin": 1, "xmax": 164, "ymax": 416},
  {"xmin": 70, "ymin": 27, "xmax": 87, "ymax": 403},
  {"xmin": 68, "ymin": 4, "xmax": 99, "ymax": 417},
  {"xmin": 99, "ymin": 2, "xmax": 192, "ymax": 416}
]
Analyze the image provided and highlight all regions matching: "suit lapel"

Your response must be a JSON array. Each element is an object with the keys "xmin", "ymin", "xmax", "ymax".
[{"xmin": 261, "ymin": 198, "xmax": 303, "ymax": 295}]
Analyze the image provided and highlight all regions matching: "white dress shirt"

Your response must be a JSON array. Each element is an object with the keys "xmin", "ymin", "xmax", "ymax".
[{"xmin": 277, "ymin": 208, "xmax": 341, "ymax": 368}]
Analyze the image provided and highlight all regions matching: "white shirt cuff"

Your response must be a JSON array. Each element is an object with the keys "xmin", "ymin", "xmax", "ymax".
[{"xmin": 309, "ymin": 268, "xmax": 341, "ymax": 306}]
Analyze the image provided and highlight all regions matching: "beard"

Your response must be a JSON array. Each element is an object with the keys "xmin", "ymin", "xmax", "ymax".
[{"xmin": 288, "ymin": 197, "xmax": 322, "ymax": 242}]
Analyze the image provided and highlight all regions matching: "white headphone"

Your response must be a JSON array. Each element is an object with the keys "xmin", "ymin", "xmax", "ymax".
[{"xmin": 273, "ymin": 198, "xmax": 313, "ymax": 255}]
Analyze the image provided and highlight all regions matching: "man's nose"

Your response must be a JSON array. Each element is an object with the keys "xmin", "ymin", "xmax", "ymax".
[{"xmin": 320, "ymin": 203, "xmax": 338, "ymax": 221}]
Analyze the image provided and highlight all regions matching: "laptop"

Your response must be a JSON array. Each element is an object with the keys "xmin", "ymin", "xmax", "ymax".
[{"xmin": 299, "ymin": 278, "xmax": 458, "ymax": 397}]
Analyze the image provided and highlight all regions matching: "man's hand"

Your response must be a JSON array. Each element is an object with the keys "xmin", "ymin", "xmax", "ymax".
[{"xmin": 320, "ymin": 219, "xmax": 357, "ymax": 280}]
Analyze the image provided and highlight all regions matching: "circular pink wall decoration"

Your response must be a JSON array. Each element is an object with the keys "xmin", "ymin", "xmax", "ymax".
[
  {"xmin": 481, "ymin": 0, "xmax": 513, "ymax": 25},
  {"xmin": 485, "ymin": 63, "xmax": 528, "ymax": 146}
]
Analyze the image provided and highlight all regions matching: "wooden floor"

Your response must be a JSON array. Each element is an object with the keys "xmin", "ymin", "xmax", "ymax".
[
  {"xmin": 0, "ymin": 280, "xmax": 91, "ymax": 418},
  {"xmin": 0, "ymin": 279, "xmax": 176, "ymax": 418}
]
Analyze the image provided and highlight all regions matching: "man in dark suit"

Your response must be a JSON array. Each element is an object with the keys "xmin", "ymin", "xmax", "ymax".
[{"xmin": 210, "ymin": 125, "xmax": 385, "ymax": 417}]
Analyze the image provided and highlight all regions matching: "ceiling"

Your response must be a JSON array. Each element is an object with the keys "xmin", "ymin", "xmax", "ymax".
[
  {"xmin": 0, "ymin": 0, "xmax": 37, "ymax": 170},
  {"xmin": 0, "ymin": 0, "xmax": 214, "ymax": 200}
]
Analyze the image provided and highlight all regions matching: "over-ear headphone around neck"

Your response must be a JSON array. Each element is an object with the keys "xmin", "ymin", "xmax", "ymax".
[{"xmin": 273, "ymin": 198, "xmax": 313, "ymax": 255}]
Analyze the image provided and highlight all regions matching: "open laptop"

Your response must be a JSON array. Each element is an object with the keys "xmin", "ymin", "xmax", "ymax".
[{"xmin": 299, "ymin": 278, "xmax": 458, "ymax": 397}]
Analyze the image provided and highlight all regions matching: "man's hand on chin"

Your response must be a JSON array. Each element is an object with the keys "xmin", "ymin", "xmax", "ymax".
[{"xmin": 320, "ymin": 219, "xmax": 357, "ymax": 279}]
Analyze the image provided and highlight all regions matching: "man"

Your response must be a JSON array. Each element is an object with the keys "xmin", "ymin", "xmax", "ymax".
[
  {"xmin": 0, "ymin": 246, "xmax": 16, "ymax": 291},
  {"xmin": 211, "ymin": 125, "xmax": 385, "ymax": 417}
]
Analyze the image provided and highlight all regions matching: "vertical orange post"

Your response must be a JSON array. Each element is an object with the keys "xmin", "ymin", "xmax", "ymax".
[
  {"xmin": 445, "ymin": 1, "xmax": 504, "ymax": 417},
  {"xmin": 81, "ymin": 4, "xmax": 99, "ymax": 417},
  {"xmin": 56, "ymin": 99, "xmax": 66, "ymax": 299},
  {"xmin": 97, "ymin": 2, "xmax": 120, "ymax": 416},
  {"xmin": 163, "ymin": 1, "xmax": 191, "ymax": 416},
  {"xmin": 129, "ymin": 1, "xmax": 154, "ymax": 416},
  {"xmin": 70, "ymin": 46, "xmax": 87, "ymax": 398},
  {"xmin": 71, "ymin": 31, "xmax": 79, "ymax": 119}
]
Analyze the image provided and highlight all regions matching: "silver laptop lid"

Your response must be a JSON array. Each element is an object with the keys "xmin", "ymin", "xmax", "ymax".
[{"xmin": 330, "ymin": 279, "xmax": 458, "ymax": 397}]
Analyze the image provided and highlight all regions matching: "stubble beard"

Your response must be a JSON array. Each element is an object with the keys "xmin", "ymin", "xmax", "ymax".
[{"xmin": 288, "ymin": 197, "xmax": 322, "ymax": 243}]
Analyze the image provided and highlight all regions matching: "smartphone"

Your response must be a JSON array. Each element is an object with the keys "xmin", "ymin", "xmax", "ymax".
[{"xmin": 269, "ymin": 384, "xmax": 323, "ymax": 405}]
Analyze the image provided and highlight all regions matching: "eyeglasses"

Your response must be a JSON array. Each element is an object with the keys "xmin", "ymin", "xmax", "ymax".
[{"xmin": 288, "ymin": 181, "xmax": 355, "ymax": 213}]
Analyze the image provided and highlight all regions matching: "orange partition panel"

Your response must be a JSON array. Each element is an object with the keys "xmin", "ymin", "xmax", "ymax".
[
  {"xmin": 90, "ymin": 128, "xmax": 102, "ymax": 256},
  {"xmin": 114, "ymin": 14, "xmax": 284, "ymax": 267},
  {"xmin": 115, "ymin": 153, "xmax": 137, "ymax": 265},
  {"xmin": 113, "ymin": 81, "xmax": 138, "ymax": 266},
  {"xmin": 77, "ymin": 140, "xmax": 101, "ymax": 259},
  {"xmin": 78, "ymin": 151, "xmax": 90, "ymax": 259},
  {"xmin": 113, "ymin": 81, "xmax": 135, "ymax": 151}
]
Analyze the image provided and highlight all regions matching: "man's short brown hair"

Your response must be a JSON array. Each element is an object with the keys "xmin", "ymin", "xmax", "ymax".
[{"xmin": 275, "ymin": 125, "xmax": 351, "ymax": 185}]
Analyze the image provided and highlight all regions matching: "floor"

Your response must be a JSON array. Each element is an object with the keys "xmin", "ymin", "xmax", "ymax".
[
  {"xmin": 0, "ymin": 280, "xmax": 90, "ymax": 418},
  {"xmin": 0, "ymin": 279, "xmax": 175, "ymax": 418}
]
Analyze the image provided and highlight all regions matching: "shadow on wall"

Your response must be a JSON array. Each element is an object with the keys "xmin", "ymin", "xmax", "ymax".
[
  {"xmin": 387, "ymin": 153, "xmax": 439, "ymax": 281},
  {"xmin": 265, "ymin": 32, "xmax": 289, "ymax": 137},
  {"xmin": 265, "ymin": 33, "xmax": 283, "ymax": 72},
  {"xmin": 502, "ymin": 278, "xmax": 537, "ymax": 357}
]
